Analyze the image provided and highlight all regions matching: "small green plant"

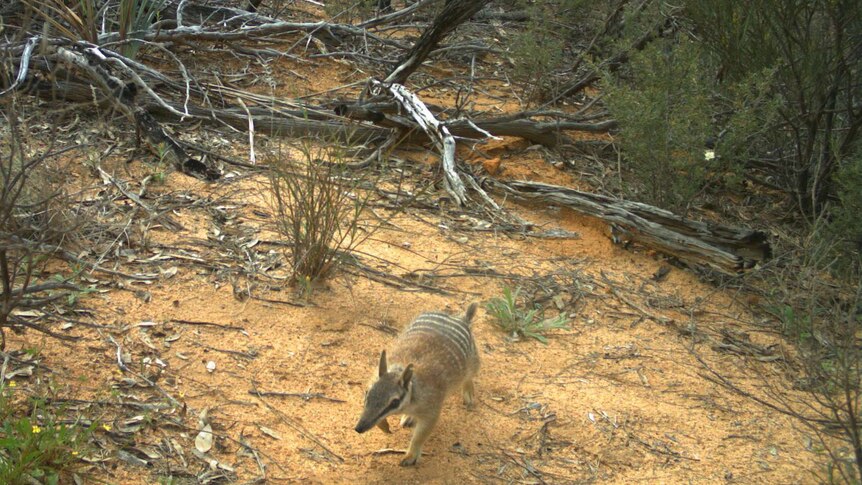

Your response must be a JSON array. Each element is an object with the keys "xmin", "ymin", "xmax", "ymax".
[
  {"xmin": 771, "ymin": 303, "xmax": 814, "ymax": 344},
  {"xmin": 65, "ymin": 285, "xmax": 97, "ymax": 307},
  {"xmin": 297, "ymin": 274, "xmax": 313, "ymax": 301},
  {"xmin": 485, "ymin": 287, "xmax": 570, "ymax": 344},
  {"xmin": 0, "ymin": 380, "xmax": 93, "ymax": 484},
  {"xmin": 118, "ymin": 0, "xmax": 168, "ymax": 59},
  {"xmin": 141, "ymin": 142, "xmax": 172, "ymax": 185}
]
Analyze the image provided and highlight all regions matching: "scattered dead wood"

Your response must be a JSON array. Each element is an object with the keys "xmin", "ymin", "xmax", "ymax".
[
  {"xmin": 29, "ymin": 44, "xmax": 221, "ymax": 180},
  {"xmin": 371, "ymin": 80, "xmax": 469, "ymax": 204},
  {"xmin": 251, "ymin": 382, "xmax": 345, "ymax": 463},
  {"xmin": 249, "ymin": 389, "xmax": 346, "ymax": 403},
  {"xmin": 489, "ymin": 179, "xmax": 771, "ymax": 274},
  {"xmin": 599, "ymin": 271, "xmax": 672, "ymax": 326},
  {"xmin": 333, "ymin": 100, "xmax": 617, "ymax": 147},
  {"xmin": 169, "ymin": 319, "xmax": 247, "ymax": 332}
]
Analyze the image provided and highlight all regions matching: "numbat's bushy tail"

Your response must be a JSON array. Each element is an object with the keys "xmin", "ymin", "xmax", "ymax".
[{"xmin": 354, "ymin": 303, "xmax": 480, "ymax": 466}]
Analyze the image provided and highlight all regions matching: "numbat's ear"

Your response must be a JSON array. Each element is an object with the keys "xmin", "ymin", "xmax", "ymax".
[
  {"xmin": 400, "ymin": 364, "xmax": 414, "ymax": 388},
  {"xmin": 378, "ymin": 350, "xmax": 388, "ymax": 378}
]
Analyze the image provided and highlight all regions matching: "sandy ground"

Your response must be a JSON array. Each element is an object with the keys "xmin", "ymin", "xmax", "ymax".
[
  {"xmin": 8, "ymin": 146, "xmax": 823, "ymax": 484},
  {"xmin": 3, "ymin": 7, "xmax": 827, "ymax": 483}
]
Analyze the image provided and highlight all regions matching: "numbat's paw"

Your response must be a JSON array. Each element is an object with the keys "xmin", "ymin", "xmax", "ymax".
[
  {"xmin": 400, "ymin": 416, "xmax": 415, "ymax": 428},
  {"xmin": 400, "ymin": 454, "xmax": 419, "ymax": 466}
]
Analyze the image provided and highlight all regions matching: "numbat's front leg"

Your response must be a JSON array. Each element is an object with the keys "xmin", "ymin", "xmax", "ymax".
[
  {"xmin": 400, "ymin": 415, "xmax": 415, "ymax": 428},
  {"xmin": 400, "ymin": 412, "xmax": 439, "ymax": 466},
  {"xmin": 462, "ymin": 379, "xmax": 475, "ymax": 408}
]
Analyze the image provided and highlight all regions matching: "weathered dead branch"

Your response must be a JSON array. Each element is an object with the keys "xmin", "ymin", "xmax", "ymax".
[
  {"xmin": 385, "ymin": 0, "xmax": 493, "ymax": 84},
  {"xmin": 371, "ymin": 79, "xmax": 468, "ymax": 203},
  {"xmin": 489, "ymin": 179, "xmax": 771, "ymax": 274},
  {"xmin": 447, "ymin": 117, "xmax": 617, "ymax": 148}
]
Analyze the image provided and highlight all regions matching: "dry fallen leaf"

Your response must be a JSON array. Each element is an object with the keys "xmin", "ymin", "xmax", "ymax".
[
  {"xmin": 258, "ymin": 425, "xmax": 282, "ymax": 440},
  {"xmin": 195, "ymin": 424, "xmax": 213, "ymax": 453}
]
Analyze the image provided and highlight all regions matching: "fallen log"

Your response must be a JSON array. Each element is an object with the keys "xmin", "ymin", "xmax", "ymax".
[
  {"xmin": 334, "ymin": 100, "xmax": 616, "ymax": 147},
  {"xmin": 488, "ymin": 179, "xmax": 771, "ymax": 274},
  {"xmin": 447, "ymin": 117, "xmax": 617, "ymax": 148},
  {"xmin": 149, "ymin": 103, "xmax": 390, "ymax": 143},
  {"xmin": 23, "ymin": 77, "xmax": 391, "ymax": 145}
]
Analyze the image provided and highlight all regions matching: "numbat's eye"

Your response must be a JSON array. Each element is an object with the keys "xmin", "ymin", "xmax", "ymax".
[{"xmin": 390, "ymin": 398, "xmax": 401, "ymax": 408}]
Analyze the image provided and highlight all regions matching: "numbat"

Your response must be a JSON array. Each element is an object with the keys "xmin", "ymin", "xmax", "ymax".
[{"xmin": 354, "ymin": 303, "xmax": 480, "ymax": 466}]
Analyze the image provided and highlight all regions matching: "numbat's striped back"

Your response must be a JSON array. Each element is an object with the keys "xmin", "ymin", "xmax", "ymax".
[{"xmin": 402, "ymin": 310, "xmax": 477, "ymax": 372}]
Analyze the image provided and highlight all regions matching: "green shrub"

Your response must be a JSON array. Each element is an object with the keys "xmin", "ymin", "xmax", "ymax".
[
  {"xmin": 826, "ymin": 153, "xmax": 862, "ymax": 275},
  {"xmin": 507, "ymin": 0, "xmax": 604, "ymax": 102},
  {"xmin": 684, "ymin": 0, "xmax": 862, "ymax": 217},
  {"xmin": 604, "ymin": 38, "xmax": 712, "ymax": 212},
  {"xmin": 485, "ymin": 287, "xmax": 570, "ymax": 344},
  {"xmin": 709, "ymin": 67, "xmax": 782, "ymax": 187},
  {"xmin": 509, "ymin": 10, "xmax": 565, "ymax": 102}
]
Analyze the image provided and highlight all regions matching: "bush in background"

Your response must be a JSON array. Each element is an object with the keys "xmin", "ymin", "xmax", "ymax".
[{"xmin": 604, "ymin": 38, "xmax": 712, "ymax": 213}]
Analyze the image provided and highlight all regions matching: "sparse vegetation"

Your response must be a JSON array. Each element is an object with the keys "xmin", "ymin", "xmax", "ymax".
[
  {"xmin": 0, "ymin": 375, "xmax": 93, "ymax": 485},
  {"xmin": 266, "ymin": 140, "xmax": 374, "ymax": 285},
  {"xmin": 685, "ymin": 0, "xmax": 862, "ymax": 219},
  {"xmin": 485, "ymin": 287, "xmax": 570, "ymax": 344},
  {"xmin": 827, "ymin": 154, "xmax": 862, "ymax": 276},
  {"xmin": 118, "ymin": 0, "xmax": 168, "ymax": 59},
  {"xmin": 508, "ymin": 2, "xmax": 566, "ymax": 102},
  {"xmin": 323, "ymin": 0, "xmax": 377, "ymax": 22},
  {"xmin": 0, "ymin": 96, "xmax": 74, "ymax": 350}
]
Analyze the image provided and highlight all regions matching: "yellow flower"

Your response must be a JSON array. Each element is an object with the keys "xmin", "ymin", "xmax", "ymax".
[
  {"xmin": 101, "ymin": 424, "xmax": 112, "ymax": 431},
  {"xmin": 7, "ymin": 381, "xmax": 16, "ymax": 388},
  {"xmin": 31, "ymin": 425, "xmax": 41, "ymax": 434},
  {"xmin": 71, "ymin": 451, "xmax": 79, "ymax": 456}
]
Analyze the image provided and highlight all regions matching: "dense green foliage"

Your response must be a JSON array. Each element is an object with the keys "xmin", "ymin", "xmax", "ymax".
[{"xmin": 604, "ymin": 39, "xmax": 712, "ymax": 212}]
